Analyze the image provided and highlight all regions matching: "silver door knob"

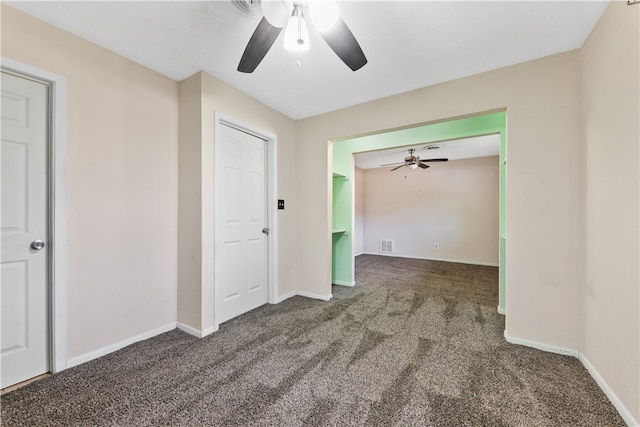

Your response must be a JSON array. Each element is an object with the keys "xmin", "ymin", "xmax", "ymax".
[
  {"xmin": 262, "ymin": 227, "xmax": 270, "ymax": 235},
  {"xmin": 31, "ymin": 240, "xmax": 46, "ymax": 250}
]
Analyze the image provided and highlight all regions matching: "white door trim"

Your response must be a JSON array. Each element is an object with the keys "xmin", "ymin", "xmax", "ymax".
[
  {"xmin": 213, "ymin": 113, "xmax": 278, "ymax": 329},
  {"xmin": 2, "ymin": 57, "xmax": 68, "ymax": 373}
]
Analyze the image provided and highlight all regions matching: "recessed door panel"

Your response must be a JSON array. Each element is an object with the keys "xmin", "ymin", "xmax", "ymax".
[
  {"xmin": 223, "ymin": 241, "xmax": 242, "ymax": 301},
  {"xmin": 248, "ymin": 171, "xmax": 263, "ymax": 224},
  {"xmin": 1, "ymin": 141, "xmax": 28, "ymax": 233},
  {"xmin": 247, "ymin": 238, "xmax": 265, "ymax": 293},
  {"xmin": 223, "ymin": 166, "xmax": 241, "ymax": 224},
  {"xmin": 1, "ymin": 261, "xmax": 28, "ymax": 355}
]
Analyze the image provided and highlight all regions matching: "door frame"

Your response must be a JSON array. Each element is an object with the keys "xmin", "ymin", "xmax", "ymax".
[
  {"xmin": 2, "ymin": 58, "xmax": 67, "ymax": 374},
  {"xmin": 213, "ymin": 113, "xmax": 278, "ymax": 329}
]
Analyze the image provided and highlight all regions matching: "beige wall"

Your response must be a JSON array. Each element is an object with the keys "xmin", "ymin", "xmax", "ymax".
[
  {"xmin": 581, "ymin": 1, "xmax": 639, "ymax": 422},
  {"xmin": 177, "ymin": 73, "xmax": 203, "ymax": 330},
  {"xmin": 177, "ymin": 71, "xmax": 297, "ymax": 333},
  {"xmin": 298, "ymin": 50, "xmax": 584, "ymax": 351},
  {"xmin": 2, "ymin": 5, "xmax": 179, "ymax": 360},
  {"xmin": 362, "ymin": 157, "xmax": 499, "ymax": 265}
]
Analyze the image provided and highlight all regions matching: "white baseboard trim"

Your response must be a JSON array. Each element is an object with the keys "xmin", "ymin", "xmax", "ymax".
[
  {"xmin": 503, "ymin": 331, "xmax": 579, "ymax": 357},
  {"xmin": 497, "ymin": 305, "xmax": 506, "ymax": 315},
  {"xmin": 579, "ymin": 353, "xmax": 639, "ymax": 427},
  {"xmin": 333, "ymin": 280, "xmax": 356, "ymax": 287},
  {"xmin": 66, "ymin": 322, "xmax": 177, "ymax": 368},
  {"xmin": 297, "ymin": 291, "xmax": 333, "ymax": 301},
  {"xmin": 354, "ymin": 251, "xmax": 364, "ymax": 257},
  {"xmin": 505, "ymin": 331, "xmax": 638, "ymax": 426},
  {"xmin": 362, "ymin": 252, "xmax": 498, "ymax": 267},
  {"xmin": 274, "ymin": 291, "xmax": 298, "ymax": 304},
  {"xmin": 177, "ymin": 322, "xmax": 217, "ymax": 338},
  {"xmin": 274, "ymin": 290, "xmax": 333, "ymax": 303}
]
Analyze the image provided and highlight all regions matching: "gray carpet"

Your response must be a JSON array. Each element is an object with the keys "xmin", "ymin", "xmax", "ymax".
[{"xmin": 1, "ymin": 254, "xmax": 625, "ymax": 426}]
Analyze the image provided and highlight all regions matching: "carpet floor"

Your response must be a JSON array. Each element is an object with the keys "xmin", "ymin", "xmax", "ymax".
[{"xmin": 1, "ymin": 254, "xmax": 625, "ymax": 426}]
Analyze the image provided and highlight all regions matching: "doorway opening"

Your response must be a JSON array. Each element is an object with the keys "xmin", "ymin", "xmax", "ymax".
[{"xmin": 330, "ymin": 111, "xmax": 507, "ymax": 314}]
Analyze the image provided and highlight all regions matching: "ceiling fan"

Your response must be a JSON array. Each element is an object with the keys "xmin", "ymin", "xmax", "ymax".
[
  {"xmin": 381, "ymin": 149, "xmax": 449, "ymax": 171},
  {"xmin": 238, "ymin": 0, "xmax": 367, "ymax": 73}
]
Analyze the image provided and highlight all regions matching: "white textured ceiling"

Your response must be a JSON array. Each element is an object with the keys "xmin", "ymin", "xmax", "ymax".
[
  {"xmin": 7, "ymin": 1, "xmax": 608, "ymax": 120},
  {"xmin": 354, "ymin": 134, "xmax": 500, "ymax": 169}
]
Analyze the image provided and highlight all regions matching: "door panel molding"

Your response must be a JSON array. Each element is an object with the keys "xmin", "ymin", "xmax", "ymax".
[
  {"xmin": 214, "ymin": 113, "xmax": 278, "ymax": 329},
  {"xmin": 2, "ymin": 57, "xmax": 68, "ymax": 374}
]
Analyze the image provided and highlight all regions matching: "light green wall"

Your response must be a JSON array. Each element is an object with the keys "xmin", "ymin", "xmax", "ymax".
[{"xmin": 332, "ymin": 111, "xmax": 507, "ymax": 312}]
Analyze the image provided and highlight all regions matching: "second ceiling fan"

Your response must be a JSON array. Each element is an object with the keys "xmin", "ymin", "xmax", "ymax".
[
  {"xmin": 238, "ymin": 0, "xmax": 367, "ymax": 73},
  {"xmin": 382, "ymin": 149, "xmax": 449, "ymax": 171}
]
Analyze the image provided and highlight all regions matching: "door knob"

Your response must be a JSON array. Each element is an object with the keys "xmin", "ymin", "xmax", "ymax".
[
  {"xmin": 31, "ymin": 240, "xmax": 46, "ymax": 250},
  {"xmin": 262, "ymin": 227, "xmax": 270, "ymax": 235}
]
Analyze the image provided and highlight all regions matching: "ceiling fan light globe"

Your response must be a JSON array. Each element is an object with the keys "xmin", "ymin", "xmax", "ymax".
[
  {"xmin": 309, "ymin": 0, "xmax": 339, "ymax": 33},
  {"xmin": 408, "ymin": 163, "xmax": 419, "ymax": 170},
  {"xmin": 262, "ymin": 0, "xmax": 293, "ymax": 28},
  {"xmin": 284, "ymin": 8, "xmax": 310, "ymax": 51}
]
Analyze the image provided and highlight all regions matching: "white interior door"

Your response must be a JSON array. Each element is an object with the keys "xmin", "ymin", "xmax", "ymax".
[
  {"xmin": 1, "ymin": 72, "xmax": 50, "ymax": 388},
  {"xmin": 215, "ymin": 123, "xmax": 269, "ymax": 324}
]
